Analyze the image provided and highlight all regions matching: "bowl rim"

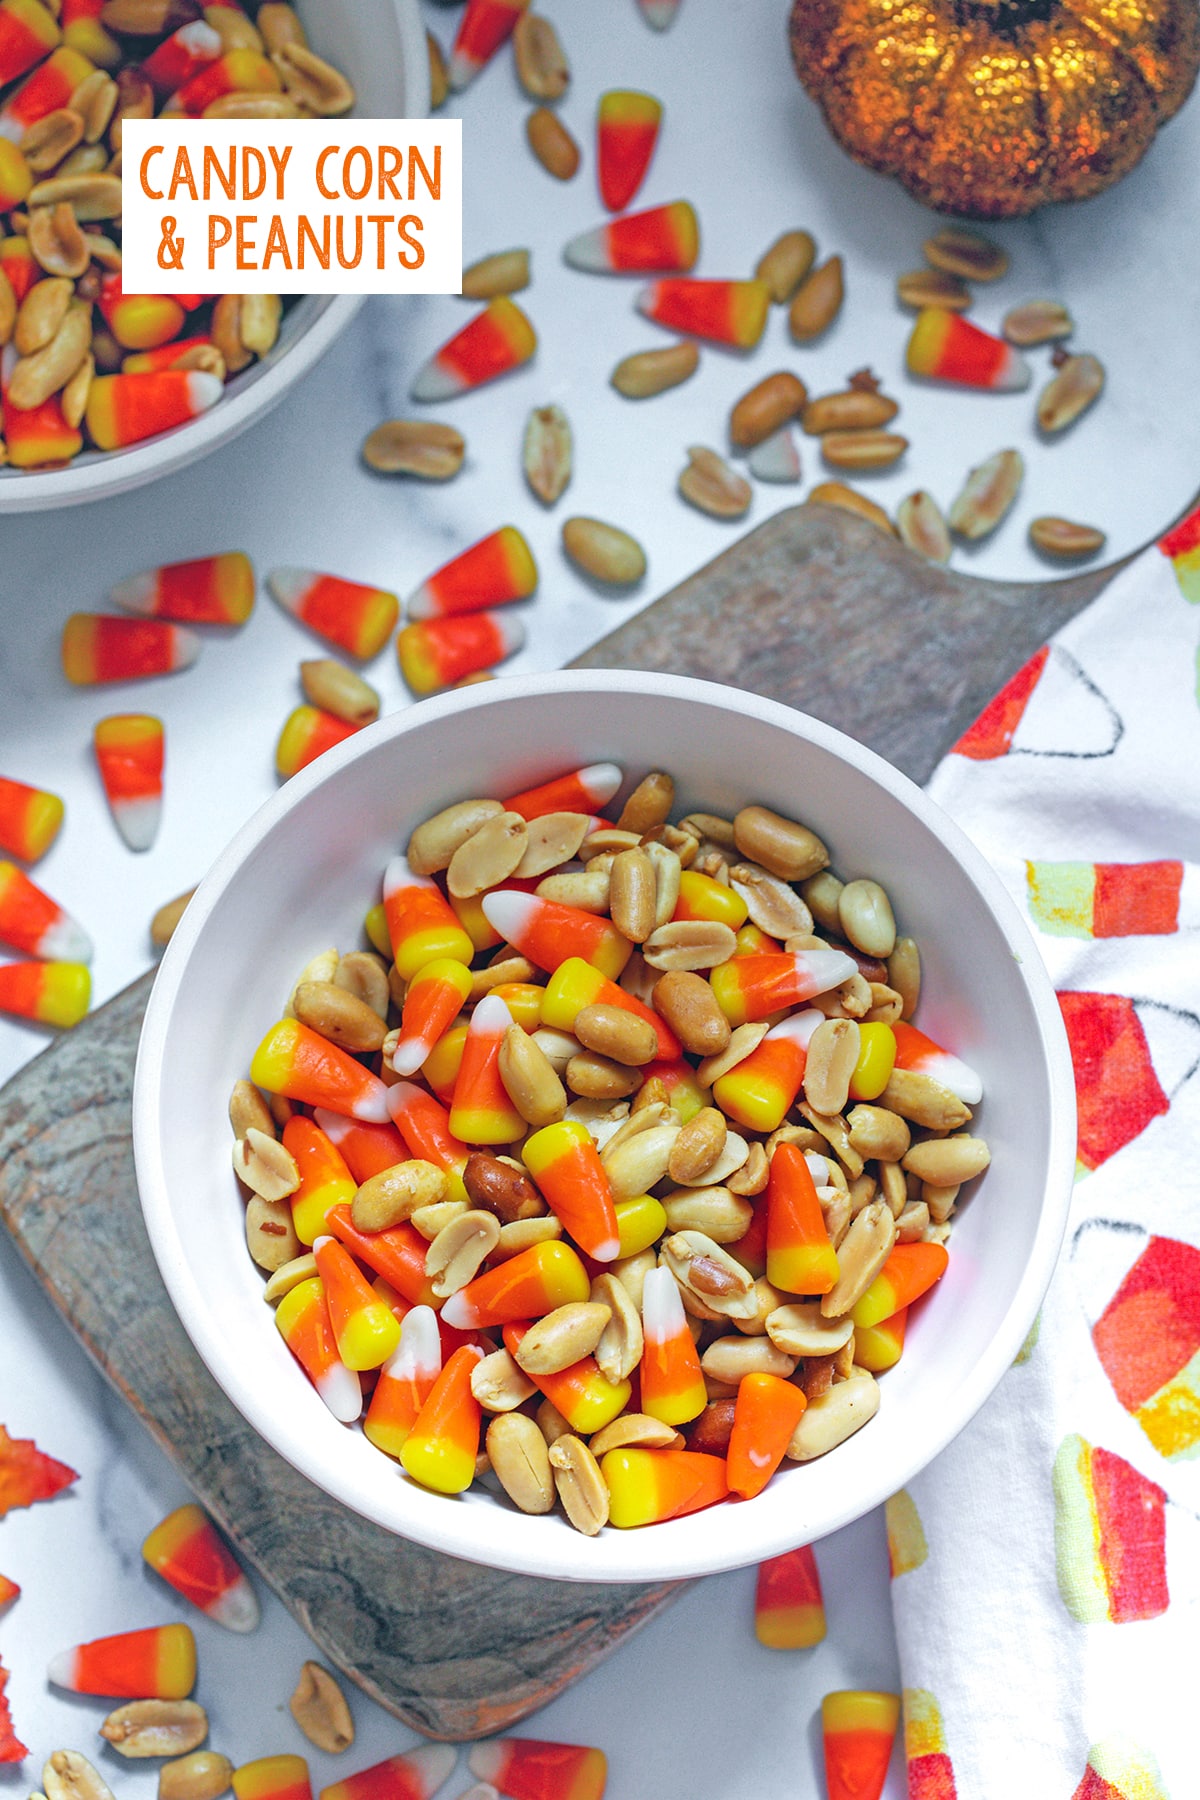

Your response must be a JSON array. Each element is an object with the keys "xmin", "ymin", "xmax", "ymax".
[{"xmin": 133, "ymin": 669, "xmax": 1078, "ymax": 1583}]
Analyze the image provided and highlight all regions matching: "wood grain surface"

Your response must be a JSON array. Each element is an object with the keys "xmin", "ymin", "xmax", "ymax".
[{"xmin": 0, "ymin": 503, "xmax": 1117, "ymax": 1739}]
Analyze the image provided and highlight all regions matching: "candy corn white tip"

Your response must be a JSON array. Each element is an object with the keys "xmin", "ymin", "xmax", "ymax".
[
  {"xmin": 408, "ymin": 1745, "xmax": 459, "ymax": 1795},
  {"xmin": 459, "ymin": 1785, "xmax": 500, "ymax": 1800},
  {"xmin": 317, "ymin": 1361, "xmax": 363, "ymax": 1424},
  {"xmin": 109, "ymin": 571, "xmax": 159, "ymax": 615},
  {"xmin": 748, "ymin": 426, "xmax": 802, "ymax": 484},
  {"xmin": 437, "ymin": 1287, "xmax": 473, "ymax": 1329},
  {"xmin": 466, "ymin": 1745, "xmax": 503, "ymax": 1783},
  {"xmin": 488, "ymin": 612, "xmax": 526, "ymax": 658},
  {"xmin": 634, "ymin": 284, "xmax": 659, "ymax": 322},
  {"xmin": 389, "ymin": 1038, "xmax": 429, "ymax": 1077},
  {"xmin": 641, "ymin": 1262, "xmax": 685, "ymax": 1337},
  {"xmin": 46, "ymin": 1648, "xmax": 79, "ymax": 1690},
  {"xmin": 410, "ymin": 360, "xmax": 467, "ymax": 404},
  {"xmin": 579, "ymin": 763, "xmax": 622, "ymax": 805},
  {"xmin": 562, "ymin": 225, "xmax": 610, "ymax": 273},
  {"xmin": 767, "ymin": 1007, "xmax": 823, "ymax": 1046},
  {"xmin": 470, "ymin": 990, "xmax": 516, "ymax": 1031},
  {"xmin": 112, "ymin": 795, "xmax": 162, "ymax": 853},
  {"xmin": 172, "ymin": 626, "xmax": 203, "ymax": 671},
  {"xmin": 266, "ymin": 568, "xmax": 316, "ymax": 617},
  {"xmin": 40, "ymin": 917, "xmax": 94, "ymax": 964},
  {"xmin": 446, "ymin": 52, "xmax": 478, "ymax": 92},
  {"xmin": 478, "ymin": 887, "xmax": 539, "ymax": 944},
  {"xmin": 796, "ymin": 948, "xmax": 858, "ymax": 995},
  {"xmin": 383, "ymin": 854, "xmax": 434, "ymax": 901},
  {"xmin": 185, "ymin": 371, "xmax": 223, "ymax": 415},
  {"xmin": 348, "ymin": 1087, "xmax": 392, "ymax": 1125},
  {"xmin": 927, "ymin": 1052, "xmax": 983, "ymax": 1105},
  {"xmin": 404, "ymin": 582, "xmax": 438, "ymax": 622},
  {"xmin": 591, "ymin": 1234, "xmax": 621, "ymax": 1262},
  {"xmin": 205, "ymin": 1576, "xmax": 260, "ymax": 1633},
  {"xmin": 395, "ymin": 1305, "xmax": 442, "ymax": 1378}
]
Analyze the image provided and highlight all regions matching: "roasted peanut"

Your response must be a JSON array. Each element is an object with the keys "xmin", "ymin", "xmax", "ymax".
[
  {"xmin": 1003, "ymin": 298, "xmax": 1073, "ymax": 346},
  {"xmin": 487, "ymin": 1412, "xmax": 555, "ymax": 1512},
  {"xmin": 679, "ymin": 444, "xmax": 752, "ymax": 519},
  {"xmin": 661, "ymin": 1185, "xmax": 751, "ymax": 1242},
  {"xmin": 549, "ymin": 1434, "xmax": 609, "ymax": 1535},
  {"xmin": 351, "ymin": 1161, "xmax": 446, "ymax": 1231},
  {"xmin": 820, "ymin": 1201, "xmax": 896, "ymax": 1317},
  {"xmin": 701, "ymin": 1334, "xmax": 796, "ymax": 1382},
  {"xmin": 948, "ymin": 448, "xmax": 1023, "ymax": 540},
  {"xmin": 289, "ymin": 1663, "xmax": 353, "ymax": 1754},
  {"xmin": 425, "ymin": 1209, "xmax": 500, "ymax": 1297},
  {"xmin": 729, "ymin": 371, "xmax": 807, "ymax": 449},
  {"xmin": 44, "ymin": 1752, "xmax": 117, "ymax": 1800},
  {"xmin": 515, "ymin": 1302, "xmax": 611, "ymax": 1374},
  {"xmin": 562, "ymin": 515, "xmax": 646, "ymax": 585},
  {"xmin": 611, "ymin": 341, "xmax": 699, "ymax": 398},
  {"xmin": 923, "ymin": 227, "xmax": 1008, "ymax": 282},
  {"xmin": 821, "ymin": 429, "xmax": 907, "ymax": 472},
  {"xmin": 804, "ymin": 1018, "xmax": 861, "ymax": 1116},
  {"xmin": 896, "ymin": 267, "xmax": 970, "ymax": 312},
  {"xmin": 788, "ymin": 255, "xmax": 843, "ymax": 340},
  {"xmin": 159, "ymin": 1753, "xmax": 233, "ymax": 1800},
  {"xmin": 293, "ymin": 979, "xmax": 387, "ymax": 1052},
  {"xmin": 653, "ymin": 969, "xmax": 730, "ymax": 1056},
  {"xmin": 755, "ymin": 229, "xmax": 815, "ymax": 303},
  {"xmin": 1029, "ymin": 516, "xmax": 1106, "ymax": 559},
  {"xmin": 643, "ymin": 918, "xmax": 737, "ymax": 970},
  {"xmin": 513, "ymin": 12, "xmax": 569, "ymax": 99},
  {"xmin": 902, "ymin": 1134, "xmax": 990, "ymax": 1186},
  {"xmin": 447, "ymin": 810, "xmax": 528, "ymax": 898},
  {"xmin": 301, "ymin": 660, "xmax": 380, "ymax": 727},
  {"xmin": 591, "ymin": 1271, "xmax": 643, "ymax": 1382},
  {"xmin": 786, "ymin": 1370, "xmax": 880, "ymax": 1459},
  {"xmin": 667, "ymin": 1107, "xmax": 727, "ymax": 1183},
  {"xmin": 733, "ymin": 804, "xmax": 828, "ymax": 883},
  {"xmin": 362, "ymin": 419, "xmax": 465, "ymax": 479},
  {"xmin": 896, "ymin": 490, "xmax": 951, "ymax": 564},
  {"xmin": 574, "ymin": 1001, "xmax": 657, "ymax": 1067},
  {"xmin": 808, "ymin": 481, "xmax": 895, "ymax": 535},
  {"xmin": 526, "ymin": 105, "xmax": 579, "ymax": 179},
  {"xmin": 233, "ymin": 1129, "xmax": 299, "ymax": 1202},
  {"xmin": 471, "ymin": 1346, "xmax": 537, "ymax": 1411},
  {"xmin": 100, "ymin": 1702, "xmax": 208, "ymax": 1759}
]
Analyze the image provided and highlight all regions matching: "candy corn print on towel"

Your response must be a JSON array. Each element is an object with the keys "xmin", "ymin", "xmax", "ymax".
[{"xmin": 889, "ymin": 506, "xmax": 1200, "ymax": 1794}]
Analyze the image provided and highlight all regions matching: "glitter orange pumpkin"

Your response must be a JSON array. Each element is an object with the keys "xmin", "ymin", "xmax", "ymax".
[{"xmin": 789, "ymin": 0, "xmax": 1200, "ymax": 218}]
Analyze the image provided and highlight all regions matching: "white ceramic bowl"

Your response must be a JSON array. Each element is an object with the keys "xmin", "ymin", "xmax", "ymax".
[
  {"xmin": 0, "ymin": 0, "xmax": 427, "ymax": 514},
  {"xmin": 134, "ymin": 671, "xmax": 1076, "ymax": 1584}
]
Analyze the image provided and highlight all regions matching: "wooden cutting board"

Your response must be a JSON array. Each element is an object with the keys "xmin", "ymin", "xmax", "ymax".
[{"xmin": 0, "ymin": 503, "xmax": 1122, "ymax": 1741}]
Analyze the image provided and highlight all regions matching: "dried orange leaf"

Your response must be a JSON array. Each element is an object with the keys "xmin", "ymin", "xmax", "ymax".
[
  {"xmin": 0, "ymin": 1658, "xmax": 28, "ymax": 1763},
  {"xmin": 0, "ymin": 1425, "xmax": 78, "ymax": 1517},
  {"xmin": 0, "ymin": 1575, "xmax": 18, "ymax": 1609}
]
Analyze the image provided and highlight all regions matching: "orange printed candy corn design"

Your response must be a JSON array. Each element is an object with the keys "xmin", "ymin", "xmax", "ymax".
[
  {"xmin": 890, "ymin": 1021, "xmax": 982, "ymax": 1103},
  {"xmin": 854, "ymin": 1307, "xmax": 907, "ymax": 1373},
  {"xmin": 726, "ymin": 1371, "xmax": 807, "ymax": 1499},
  {"xmin": 449, "ymin": 992, "xmax": 526, "ymax": 1144},
  {"xmin": 250, "ymin": 1018, "xmax": 391, "ymax": 1122},
  {"xmin": 1053, "ymin": 1433, "xmax": 1167, "ymax": 1624},
  {"xmin": 1091, "ymin": 1232, "xmax": 1200, "ymax": 1460},
  {"xmin": 382, "ymin": 854, "xmax": 474, "ymax": 980},
  {"xmin": 1071, "ymin": 1736, "xmax": 1170, "ymax": 1800},
  {"xmin": 504, "ymin": 1319, "xmax": 630, "ymax": 1434},
  {"xmin": 274, "ymin": 1275, "xmax": 362, "ymax": 1422},
  {"xmin": 851, "ymin": 1241, "xmax": 948, "ymax": 1330},
  {"xmin": 710, "ymin": 947, "xmax": 857, "ymax": 1026},
  {"xmin": 325, "ymin": 1205, "xmax": 439, "ymax": 1309},
  {"xmin": 482, "ymin": 893, "xmax": 632, "ymax": 981},
  {"xmin": 142, "ymin": 18, "xmax": 221, "ymax": 96},
  {"xmin": 523, "ymin": 1119, "xmax": 621, "ymax": 1262},
  {"xmin": 0, "ymin": 862, "xmax": 90, "ymax": 961},
  {"xmin": 439, "ymin": 1239, "xmax": 589, "ymax": 1330},
  {"xmin": 0, "ymin": 0, "xmax": 61, "ymax": 88},
  {"xmin": 60, "ymin": 0, "xmax": 119, "ymax": 66},
  {"xmin": 86, "ymin": 371, "xmax": 223, "ymax": 450},
  {"xmin": 754, "ymin": 1544, "xmax": 826, "ymax": 1648},
  {"xmin": 97, "ymin": 275, "xmax": 186, "ymax": 352},
  {"xmin": 276, "ymin": 705, "xmax": 362, "ymax": 779},
  {"xmin": 0, "ymin": 959, "xmax": 90, "ymax": 1027},
  {"xmin": 468, "ymin": 1738, "xmax": 607, "ymax": 1800},
  {"xmin": 283, "ymin": 1116, "xmax": 356, "ymax": 1245},
  {"xmin": 47, "ymin": 1623, "xmax": 197, "ymax": 1700},
  {"xmin": 564, "ymin": 200, "xmax": 699, "ymax": 275},
  {"xmin": 111, "ymin": 552, "xmax": 254, "ymax": 626},
  {"xmin": 385, "ymin": 1081, "xmax": 470, "ymax": 1202},
  {"xmin": 313, "ymin": 1108, "xmax": 407, "ymax": 1182},
  {"xmin": 713, "ymin": 1008, "xmax": 821, "ymax": 1132},
  {"xmin": 407, "ymin": 526, "xmax": 537, "ymax": 620},
  {"xmin": 392, "ymin": 958, "xmax": 473, "ymax": 1076},
  {"xmin": 399, "ymin": 1342, "xmax": 484, "ymax": 1494},
  {"xmin": 1026, "ymin": 859, "xmax": 1183, "ymax": 942},
  {"xmin": 597, "ymin": 88, "xmax": 661, "ymax": 211},
  {"xmin": 0, "ymin": 44, "xmax": 91, "ymax": 136},
  {"xmin": 906, "ymin": 306, "xmax": 1030, "ymax": 391},
  {"xmin": 268, "ymin": 569, "xmax": 398, "ymax": 661},
  {"xmin": 410, "ymin": 297, "xmax": 537, "ymax": 403},
  {"xmin": 766, "ymin": 1141, "xmax": 839, "ymax": 1295},
  {"xmin": 952, "ymin": 644, "xmax": 1049, "ymax": 761},
  {"xmin": 141, "ymin": 1502, "xmax": 259, "ymax": 1632},
  {"xmin": 1059, "ymin": 990, "xmax": 1168, "ymax": 1175},
  {"xmin": 637, "ymin": 277, "xmax": 770, "ymax": 349},
  {"xmin": 63, "ymin": 616, "xmax": 200, "ymax": 687},
  {"xmin": 885, "ymin": 1487, "xmax": 928, "ymax": 1577},
  {"xmin": 1159, "ymin": 500, "xmax": 1200, "ymax": 602},
  {"xmin": 505, "ymin": 762, "xmax": 621, "ymax": 820},
  {"xmin": 319, "ymin": 1745, "xmax": 457, "ymax": 1800},
  {"xmin": 94, "ymin": 714, "xmax": 163, "ymax": 850},
  {"xmin": 232, "ymin": 1756, "xmax": 312, "ymax": 1800},
  {"xmin": 397, "ymin": 611, "xmax": 525, "ymax": 695},
  {"xmin": 823, "ymin": 1690, "xmax": 901, "ymax": 1800},
  {"xmin": 0, "ymin": 776, "xmax": 62, "ymax": 864},
  {"xmin": 602, "ymin": 1445, "xmax": 728, "ymax": 1527},
  {"xmin": 313, "ymin": 1235, "xmax": 402, "ymax": 1370},
  {"xmin": 447, "ymin": 0, "xmax": 529, "ymax": 90},
  {"xmin": 171, "ymin": 48, "xmax": 280, "ymax": 114},
  {"xmin": 904, "ymin": 1688, "xmax": 957, "ymax": 1800},
  {"xmin": 540, "ymin": 956, "xmax": 678, "ymax": 1058},
  {"xmin": 363, "ymin": 1303, "xmax": 442, "ymax": 1459},
  {"xmin": 639, "ymin": 1264, "xmax": 706, "ymax": 1424}
]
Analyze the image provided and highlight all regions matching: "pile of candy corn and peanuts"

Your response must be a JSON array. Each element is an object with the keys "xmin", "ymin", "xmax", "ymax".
[{"xmin": 234, "ymin": 760, "xmax": 990, "ymax": 1537}]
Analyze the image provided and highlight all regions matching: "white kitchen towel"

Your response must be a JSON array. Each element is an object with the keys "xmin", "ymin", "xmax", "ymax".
[{"xmin": 889, "ymin": 508, "xmax": 1200, "ymax": 1798}]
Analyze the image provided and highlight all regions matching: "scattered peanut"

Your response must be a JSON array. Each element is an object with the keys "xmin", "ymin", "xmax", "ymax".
[
  {"xmin": 755, "ymin": 229, "xmax": 816, "ymax": 303},
  {"xmin": 948, "ymin": 448, "xmax": 1024, "ymax": 540},
  {"xmin": 923, "ymin": 226, "xmax": 1008, "ymax": 282},
  {"xmin": 788, "ymin": 254, "xmax": 844, "ymax": 341},
  {"xmin": 1036, "ymin": 353, "xmax": 1104, "ymax": 434},
  {"xmin": 1028, "ymin": 516, "xmax": 1106, "ymax": 559},
  {"xmin": 526, "ymin": 106, "xmax": 580, "ymax": 180},
  {"xmin": 678, "ymin": 445, "xmax": 752, "ymax": 519},
  {"xmin": 896, "ymin": 490, "xmax": 952, "ymax": 564},
  {"xmin": 562, "ymin": 516, "xmax": 647, "ymax": 585},
  {"xmin": 1003, "ymin": 298, "xmax": 1073, "ymax": 346},
  {"xmin": 611, "ymin": 341, "xmax": 699, "ymax": 398},
  {"xmin": 362, "ymin": 419, "xmax": 465, "ymax": 479},
  {"xmin": 289, "ymin": 1662, "xmax": 354, "ymax": 1754},
  {"xmin": 523, "ymin": 403, "xmax": 573, "ymax": 505}
]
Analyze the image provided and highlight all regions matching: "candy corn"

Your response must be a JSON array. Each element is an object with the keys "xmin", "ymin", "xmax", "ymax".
[
  {"xmin": 313, "ymin": 1108, "xmax": 407, "ymax": 1182},
  {"xmin": 754, "ymin": 1545, "xmax": 826, "ymax": 1648},
  {"xmin": 449, "ymin": 992, "xmax": 525, "ymax": 1143},
  {"xmin": 637, "ymin": 278, "xmax": 770, "ymax": 349},
  {"xmin": 854, "ymin": 1307, "xmax": 907, "ymax": 1373},
  {"xmin": 122, "ymin": 336, "xmax": 216, "ymax": 374},
  {"xmin": 0, "ymin": 44, "xmax": 91, "ymax": 138},
  {"xmin": 710, "ymin": 947, "xmax": 856, "ymax": 1025},
  {"xmin": 171, "ymin": 47, "xmax": 280, "ymax": 114},
  {"xmin": 906, "ymin": 306, "xmax": 1030, "ymax": 391},
  {"xmin": 283, "ymin": 1116, "xmax": 356, "ymax": 1244},
  {"xmin": 564, "ymin": 201, "xmax": 699, "ymax": 275},
  {"xmin": 421, "ymin": 1020, "xmax": 468, "ymax": 1103},
  {"xmin": 447, "ymin": 0, "xmax": 528, "ymax": 90},
  {"xmin": 597, "ymin": 89, "xmax": 661, "ymax": 211},
  {"xmin": 318, "ymin": 1746, "xmax": 457, "ymax": 1800},
  {"xmin": 0, "ymin": 137, "xmax": 30, "ymax": 210},
  {"xmin": 2, "ymin": 385, "xmax": 82, "ymax": 466},
  {"xmin": 406, "ymin": 526, "xmax": 537, "ymax": 620},
  {"xmin": 639, "ymin": 1058, "xmax": 708, "ymax": 1124},
  {"xmin": 638, "ymin": 1264, "xmax": 706, "ymax": 1423},
  {"xmin": 392, "ymin": 957, "xmax": 473, "ymax": 1076},
  {"xmin": 313, "ymin": 1235, "xmax": 402, "ymax": 1370},
  {"xmin": 0, "ymin": 862, "xmax": 90, "ymax": 961},
  {"xmin": 0, "ymin": 775, "xmax": 62, "ymax": 863},
  {"xmin": 141, "ymin": 1503, "xmax": 259, "ymax": 1632},
  {"xmin": 766, "ymin": 1142, "xmax": 838, "ymax": 1295},
  {"xmin": 614, "ymin": 1193, "xmax": 668, "ymax": 1258},
  {"xmin": 98, "ymin": 276, "xmax": 187, "ymax": 353},
  {"xmin": 111, "ymin": 552, "xmax": 255, "ymax": 625},
  {"xmin": 822, "ymin": 1691, "xmax": 900, "ymax": 1800},
  {"xmin": 86, "ymin": 370, "xmax": 223, "ymax": 450},
  {"xmin": 851, "ymin": 1241, "xmax": 948, "ymax": 1330},
  {"xmin": 397, "ymin": 611, "xmax": 525, "ymax": 694},
  {"xmin": 60, "ymin": 0, "xmax": 119, "ymax": 66},
  {"xmin": 601, "ymin": 1445, "xmax": 728, "ymax": 1527},
  {"xmin": 143, "ymin": 19, "xmax": 222, "ymax": 96},
  {"xmin": 48, "ymin": 1623, "xmax": 197, "ymax": 1700},
  {"xmin": 712, "ymin": 1009, "xmax": 821, "ymax": 1131},
  {"xmin": 891, "ymin": 1021, "xmax": 982, "ymax": 1103},
  {"xmin": 0, "ymin": 1575, "xmax": 17, "ymax": 1609},
  {"xmin": 522, "ymin": 1120, "xmax": 620, "ymax": 1262},
  {"xmin": 93, "ymin": 714, "xmax": 164, "ymax": 850},
  {"xmin": 399, "ymin": 1342, "xmax": 484, "ymax": 1493},
  {"xmin": 505, "ymin": 762, "xmax": 621, "ymax": 820},
  {"xmin": 250, "ymin": 1018, "xmax": 391, "ymax": 1122},
  {"xmin": 410, "ymin": 297, "xmax": 537, "ymax": 403},
  {"xmin": 0, "ymin": 236, "xmax": 35, "ymax": 302},
  {"xmin": 848, "ymin": 1019, "xmax": 897, "ymax": 1101},
  {"xmin": 481, "ymin": 894, "xmax": 632, "ymax": 981},
  {"xmin": 503, "ymin": 1320, "xmax": 630, "ymax": 1433},
  {"xmin": 726, "ymin": 1371, "xmax": 807, "ymax": 1498},
  {"xmin": 439, "ymin": 1239, "xmax": 589, "ymax": 1330},
  {"xmin": 0, "ymin": 959, "xmax": 90, "ymax": 1028},
  {"xmin": 674, "ymin": 868, "xmax": 748, "ymax": 929},
  {"xmin": 232, "ymin": 1757, "xmax": 312, "ymax": 1800},
  {"xmin": 268, "ymin": 570, "xmax": 398, "ymax": 662},
  {"xmin": 0, "ymin": 0, "xmax": 60, "ymax": 89},
  {"xmin": 386, "ymin": 1083, "xmax": 470, "ymax": 1201},
  {"xmin": 540, "ymin": 957, "xmax": 678, "ymax": 1057},
  {"xmin": 748, "ymin": 425, "xmax": 802, "ymax": 484},
  {"xmin": 363, "ymin": 1304, "xmax": 442, "ymax": 1458},
  {"xmin": 325, "ymin": 1206, "xmax": 440, "ymax": 1309},
  {"xmin": 382, "ymin": 855, "xmax": 474, "ymax": 979},
  {"xmin": 468, "ymin": 1739, "xmax": 606, "ymax": 1800},
  {"xmin": 273, "ymin": 1275, "xmax": 362, "ymax": 1422},
  {"xmin": 276, "ymin": 705, "xmax": 362, "ymax": 778},
  {"xmin": 62, "ymin": 616, "xmax": 200, "ymax": 687}
]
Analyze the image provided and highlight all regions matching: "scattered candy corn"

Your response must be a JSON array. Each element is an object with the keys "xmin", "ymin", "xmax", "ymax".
[
  {"xmin": 602, "ymin": 1445, "xmax": 729, "ymax": 1527},
  {"xmin": 268, "ymin": 570, "xmax": 399, "ymax": 661},
  {"xmin": 318, "ymin": 1746, "xmax": 457, "ymax": 1800},
  {"xmin": 314, "ymin": 1235, "xmax": 403, "ymax": 1370},
  {"xmin": 407, "ymin": 526, "xmax": 537, "ymax": 620},
  {"xmin": 399, "ymin": 1342, "xmax": 484, "ymax": 1493},
  {"xmin": 284, "ymin": 1115, "xmax": 356, "ymax": 1245},
  {"xmin": 383, "ymin": 855, "xmax": 475, "ymax": 980},
  {"xmin": 111, "ymin": 552, "xmax": 255, "ymax": 625},
  {"xmin": 564, "ymin": 200, "xmax": 699, "ymax": 275},
  {"xmin": 274, "ymin": 1275, "xmax": 362, "ymax": 1422},
  {"xmin": 48, "ymin": 1623, "xmax": 197, "ymax": 1700},
  {"xmin": 822, "ymin": 1690, "xmax": 900, "ymax": 1800},
  {"xmin": 439, "ymin": 1239, "xmax": 589, "ymax": 1330},
  {"xmin": 906, "ymin": 306, "xmax": 1031, "ymax": 391},
  {"xmin": 505, "ymin": 762, "xmax": 620, "ymax": 819},
  {"xmin": 448, "ymin": 0, "xmax": 529, "ymax": 90},
  {"xmin": 85, "ymin": 370, "xmax": 223, "ymax": 450},
  {"xmin": 481, "ymin": 894, "xmax": 632, "ymax": 981},
  {"xmin": 93, "ymin": 714, "xmax": 164, "ymax": 850},
  {"xmin": 0, "ymin": 0, "xmax": 61, "ymax": 88},
  {"xmin": 754, "ymin": 1544, "xmax": 826, "ymax": 1648},
  {"xmin": 523, "ymin": 1119, "xmax": 621, "ymax": 1262},
  {"xmin": 62, "ymin": 615, "xmax": 201, "ymax": 686},
  {"xmin": 391, "ymin": 957, "xmax": 473, "ymax": 1076},
  {"xmin": 712, "ymin": 1009, "xmax": 821, "ymax": 1131},
  {"xmin": 250, "ymin": 1018, "xmax": 391, "ymax": 1122},
  {"xmin": 276, "ymin": 705, "xmax": 363, "ymax": 778},
  {"xmin": 637, "ymin": 277, "xmax": 770, "ymax": 349},
  {"xmin": 231, "ymin": 1756, "xmax": 312, "ymax": 1800},
  {"xmin": 0, "ymin": 1423, "xmax": 77, "ymax": 1515},
  {"xmin": 0, "ymin": 774, "xmax": 62, "ymax": 863},
  {"xmin": 0, "ymin": 861, "xmax": 91, "ymax": 961},
  {"xmin": 397, "ymin": 612, "xmax": 525, "ymax": 694},
  {"xmin": 468, "ymin": 1738, "xmax": 607, "ymax": 1800},
  {"xmin": 597, "ymin": 89, "xmax": 661, "ymax": 211},
  {"xmin": 0, "ymin": 959, "xmax": 90, "ymax": 1027},
  {"xmin": 0, "ymin": 43, "xmax": 90, "ymax": 137},
  {"xmin": 363, "ymin": 1304, "xmax": 442, "ymax": 1459},
  {"xmin": 141, "ymin": 1502, "xmax": 259, "ymax": 1632},
  {"xmin": 410, "ymin": 297, "xmax": 537, "ymax": 403}
]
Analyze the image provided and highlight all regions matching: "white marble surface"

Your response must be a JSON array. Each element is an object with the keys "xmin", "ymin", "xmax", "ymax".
[{"xmin": 3, "ymin": 0, "xmax": 1198, "ymax": 1793}]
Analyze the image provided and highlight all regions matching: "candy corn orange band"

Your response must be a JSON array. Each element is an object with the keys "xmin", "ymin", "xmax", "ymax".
[
  {"xmin": 63, "ymin": 615, "xmax": 200, "ymax": 686},
  {"xmin": 468, "ymin": 1738, "xmax": 607, "ymax": 1800},
  {"xmin": 318, "ymin": 1746, "xmax": 457, "ymax": 1800},
  {"xmin": 505, "ymin": 762, "xmax": 621, "ymax": 819},
  {"xmin": 407, "ymin": 526, "xmax": 537, "ymax": 620},
  {"xmin": 0, "ymin": 45, "xmax": 92, "ymax": 134},
  {"xmin": 755, "ymin": 1544, "xmax": 826, "ymax": 1648},
  {"xmin": 564, "ymin": 200, "xmax": 699, "ymax": 275},
  {"xmin": 637, "ymin": 277, "xmax": 770, "ymax": 349},
  {"xmin": 448, "ymin": 0, "xmax": 528, "ymax": 90},
  {"xmin": 823, "ymin": 1690, "xmax": 900, "ymax": 1800},
  {"xmin": 597, "ymin": 88, "xmax": 662, "ymax": 212},
  {"xmin": 86, "ymin": 370, "xmax": 223, "ymax": 450},
  {"xmin": 4, "ymin": 388, "xmax": 83, "ymax": 466},
  {"xmin": 172, "ymin": 47, "xmax": 280, "ymax": 114},
  {"xmin": 410, "ymin": 297, "xmax": 537, "ymax": 403},
  {"xmin": 112, "ymin": 552, "xmax": 254, "ymax": 625},
  {"xmin": 397, "ymin": 611, "xmax": 524, "ymax": 694},
  {"xmin": 0, "ymin": 0, "xmax": 61, "ymax": 88},
  {"xmin": 276, "ymin": 705, "xmax": 362, "ymax": 778},
  {"xmin": 285, "ymin": 1116, "xmax": 356, "ymax": 1245},
  {"xmin": 325, "ymin": 1205, "xmax": 440, "ymax": 1309}
]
